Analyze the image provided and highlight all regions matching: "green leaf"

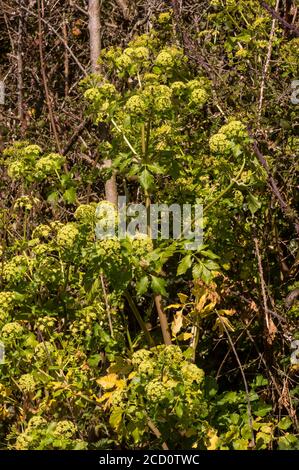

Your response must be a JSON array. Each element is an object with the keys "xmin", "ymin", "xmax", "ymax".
[
  {"xmin": 203, "ymin": 260, "xmax": 220, "ymax": 271},
  {"xmin": 47, "ymin": 191, "xmax": 59, "ymax": 204},
  {"xmin": 140, "ymin": 168, "xmax": 154, "ymax": 191},
  {"xmin": 277, "ymin": 417, "xmax": 292, "ymax": 431},
  {"xmin": 147, "ymin": 163, "xmax": 164, "ymax": 174},
  {"xmin": 63, "ymin": 187, "xmax": 77, "ymax": 204},
  {"xmin": 199, "ymin": 249, "xmax": 219, "ymax": 260},
  {"xmin": 151, "ymin": 276, "xmax": 167, "ymax": 296},
  {"xmin": 247, "ymin": 193, "xmax": 261, "ymax": 215},
  {"xmin": 109, "ymin": 407, "xmax": 123, "ymax": 430},
  {"xmin": 87, "ymin": 354, "xmax": 102, "ymax": 368},
  {"xmin": 175, "ymin": 402, "xmax": 184, "ymax": 418},
  {"xmin": 177, "ymin": 254, "xmax": 192, "ymax": 275},
  {"xmin": 278, "ymin": 434, "xmax": 299, "ymax": 450},
  {"xmin": 136, "ymin": 276, "xmax": 149, "ymax": 295}
]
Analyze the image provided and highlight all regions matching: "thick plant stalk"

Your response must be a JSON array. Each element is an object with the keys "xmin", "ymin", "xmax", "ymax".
[
  {"xmin": 88, "ymin": 0, "xmax": 117, "ymax": 205},
  {"xmin": 154, "ymin": 295, "xmax": 172, "ymax": 346}
]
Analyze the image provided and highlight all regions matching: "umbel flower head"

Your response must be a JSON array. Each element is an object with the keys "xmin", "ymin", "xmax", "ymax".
[
  {"xmin": 74, "ymin": 203, "xmax": 96, "ymax": 225},
  {"xmin": 57, "ymin": 223, "xmax": 79, "ymax": 249},
  {"xmin": 53, "ymin": 420, "xmax": 77, "ymax": 439},
  {"xmin": 18, "ymin": 374, "xmax": 36, "ymax": 393},
  {"xmin": 1, "ymin": 321, "xmax": 24, "ymax": 340},
  {"xmin": 209, "ymin": 133, "xmax": 231, "ymax": 154}
]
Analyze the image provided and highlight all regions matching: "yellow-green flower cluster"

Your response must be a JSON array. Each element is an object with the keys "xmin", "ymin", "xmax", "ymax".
[
  {"xmin": 53, "ymin": 420, "xmax": 77, "ymax": 439},
  {"xmin": 32, "ymin": 224, "xmax": 52, "ymax": 239},
  {"xmin": 4, "ymin": 143, "xmax": 42, "ymax": 181},
  {"xmin": 14, "ymin": 196, "xmax": 40, "ymax": 211},
  {"xmin": 181, "ymin": 363, "xmax": 204, "ymax": 384},
  {"xmin": 171, "ymin": 81, "xmax": 186, "ymax": 96},
  {"xmin": 35, "ymin": 316, "xmax": 57, "ymax": 332},
  {"xmin": 84, "ymin": 82, "xmax": 118, "ymax": 121},
  {"xmin": 74, "ymin": 204, "xmax": 96, "ymax": 225},
  {"xmin": 156, "ymin": 344, "xmax": 184, "ymax": 365},
  {"xmin": 219, "ymin": 120, "xmax": 247, "ymax": 139},
  {"xmin": 145, "ymin": 378, "xmax": 169, "ymax": 403},
  {"xmin": 22, "ymin": 144, "xmax": 42, "ymax": 157},
  {"xmin": 190, "ymin": 87, "xmax": 209, "ymax": 108},
  {"xmin": 27, "ymin": 416, "xmax": 47, "ymax": 430},
  {"xmin": 280, "ymin": 38, "xmax": 299, "ymax": 72},
  {"xmin": 35, "ymin": 153, "xmax": 65, "ymax": 176},
  {"xmin": 95, "ymin": 201, "xmax": 118, "ymax": 235},
  {"xmin": 138, "ymin": 359, "xmax": 154, "ymax": 376},
  {"xmin": 70, "ymin": 305, "xmax": 99, "ymax": 335},
  {"xmin": 209, "ymin": 133, "xmax": 231, "ymax": 154},
  {"xmin": 187, "ymin": 78, "xmax": 210, "ymax": 109},
  {"xmin": 18, "ymin": 373, "xmax": 36, "ymax": 393},
  {"xmin": 0, "ymin": 291, "xmax": 16, "ymax": 311},
  {"xmin": 57, "ymin": 223, "xmax": 79, "ymax": 249},
  {"xmin": 155, "ymin": 46, "xmax": 183, "ymax": 69},
  {"xmin": 142, "ymin": 73, "xmax": 160, "ymax": 83},
  {"xmin": 130, "ymin": 233, "xmax": 153, "ymax": 258},
  {"xmin": 143, "ymin": 84, "xmax": 172, "ymax": 113},
  {"xmin": 125, "ymin": 95, "xmax": 147, "ymax": 116},
  {"xmin": 2, "ymin": 255, "xmax": 28, "ymax": 283},
  {"xmin": 131, "ymin": 348, "xmax": 152, "ymax": 366},
  {"xmin": 95, "ymin": 238, "xmax": 121, "ymax": 258},
  {"xmin": 7, "ymin": 161, "xmax": 27, "ymax": 179},
  {"xmin": 124, "ymin": 46, "xmax": 149, "ymax": 61},
  {"xmin": 209, "ymin": 120, "xmax": 247, "ymax": 154},
  {"xmin": 157, "ymin": 11, "xmax": 172, "ymax": 24},
  {"xmin": 34, "ymin": 341, "xmax": 54, "ymax": 361},
  {"xmin": 1, "ymin": 321, "xmax": 24, "ymax": 341},
  {"xmin": 32, "ymin": 243, "xmax": 50, "ymax": 256}
]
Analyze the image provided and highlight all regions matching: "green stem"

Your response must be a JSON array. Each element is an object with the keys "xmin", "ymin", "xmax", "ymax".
[{"xmin": 124, "ymin": 291, "xmax": 155, "ymax": 347}]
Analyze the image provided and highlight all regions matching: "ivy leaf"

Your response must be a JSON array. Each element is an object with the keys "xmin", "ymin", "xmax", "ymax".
[
  {"xmin": 140, "ymin": 168, "xmax": 154, "ymax": 191},
  {"xmin": 151, "ymin": 276, "xmax": 167, "ymax": 296},
  {"xmin": 177, "ymin": 254, "xmax": 192, "ymax": 275},
  {"xmin": 136, "ymin": 275, "xmax": 149, "ymax": 295}
]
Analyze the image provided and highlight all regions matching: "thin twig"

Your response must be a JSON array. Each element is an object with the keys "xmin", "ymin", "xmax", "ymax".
[
  {"xmin": 37, "ymin": 0, "xmax": 62, "ymax": 154},
  {"xmin": 258, "ymin": 0, "xmax": 280, "ymax": 122},
  {"xmin": 216, "ymin": 312, "xmax": 255, "ymax": 448},
  {"xmin": 259, "ymin": 1, "xmax": 299, "ymax": 37}
]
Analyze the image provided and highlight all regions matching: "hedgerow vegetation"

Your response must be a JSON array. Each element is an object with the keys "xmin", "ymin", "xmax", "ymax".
[{"xmin": 0, "ymin": 1, "xmax": 298, "ymax": 450}]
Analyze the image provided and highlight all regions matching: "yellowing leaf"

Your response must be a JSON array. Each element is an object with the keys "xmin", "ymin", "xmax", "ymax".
[
  {"xmin": 171, "ymin": 310, "xmax": 183, "ymax": 336},
  {"xmin": 97, "ymin": 373, "xmax": 119, "ymax": 390},
  {"xmin": 201, "ymin": 301, "xmax": 217, "ymax": 316},
  {"xmin": 218, "ymin": 309, "xmax": 236, "ymax": 316},
  {"xmin": 213, "ymin": 316, "xmax": 235, "ymax": 334},
  {"xmin": 165, "ymin": 303, "xmax": 182, "ymax": 310},
  {"xmin": 206, "ymin": 428, "xmax": 219, "ymax": 450},
  {"xmin": 178, "ymin": 293, "xmax": 188, "ymax": 303},
  {"xmin": 177, "ymin": 332, "xmax": 193, "ymax": 341},
  {"xmin": 195, "ymin": 293, "xmax": 207, "ymax": 312}
]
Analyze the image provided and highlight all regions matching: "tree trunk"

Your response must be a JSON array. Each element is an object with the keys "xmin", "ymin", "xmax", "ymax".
[{"xmin": 88, "ymin": 0, "xmax": 117, "ymax": 205}]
